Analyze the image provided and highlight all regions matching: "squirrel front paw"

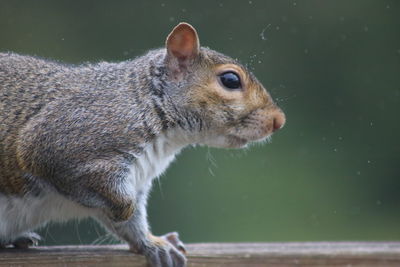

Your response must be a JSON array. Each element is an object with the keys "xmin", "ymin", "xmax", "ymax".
[
  {"xmin": 160, "ymin": 232, "xmax": 186, "ymax": 254},
  {"xmin": 131, "ymin": 232, "xmax": 187, "ymax": 267}
]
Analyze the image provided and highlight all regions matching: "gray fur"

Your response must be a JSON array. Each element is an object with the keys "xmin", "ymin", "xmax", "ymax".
[{"xmin": 0, "ymin": 23, "xmax": 285, "ymax": 267}]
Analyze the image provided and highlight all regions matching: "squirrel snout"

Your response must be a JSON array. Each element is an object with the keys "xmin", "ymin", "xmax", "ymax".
[{"xmin": 271, "ymin": 110, "xmax": 286, "ymax": 132}]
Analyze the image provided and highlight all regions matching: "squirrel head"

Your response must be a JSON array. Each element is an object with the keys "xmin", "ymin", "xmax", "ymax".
[{"xmin": 162, "ymin": 22, "xmax": 285, "ymax": 148}]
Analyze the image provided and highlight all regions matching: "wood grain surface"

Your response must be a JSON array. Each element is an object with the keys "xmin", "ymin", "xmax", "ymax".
[{"xmin": 1, "ymin": 242, "xmax": 399, "ymax": 266}]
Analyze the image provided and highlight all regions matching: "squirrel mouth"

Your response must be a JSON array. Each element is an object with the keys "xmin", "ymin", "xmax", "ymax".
[
  {"xmin": 227, "ymin": 131, "xmax": 273, "ymax": 148},
  {"xmin": 227, "ymin": 135, "xmax": 249, "ymax": 148}
]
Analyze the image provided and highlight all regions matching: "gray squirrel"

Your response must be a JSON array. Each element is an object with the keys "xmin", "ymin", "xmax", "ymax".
[{"xmin": 0, "ymin": 23, "xmax": 285, "ymax": 266}]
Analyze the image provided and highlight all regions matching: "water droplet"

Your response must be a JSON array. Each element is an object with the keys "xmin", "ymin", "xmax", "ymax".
[
  {"xmin": 386, "ymin": 4, "xmax": 390, "ymax": 8},
  {"xmin": 219, "ymin": 3, "xmax": 223, "ymax": 7},
  {"xmin": 338, "ymin": 136, "xmax": 343, "ymax": 140},
  {"xmin": 322, "ymin": 137, "xmax": 326, "ymax": 141},
  {"xmin": 161, "ymin": 3, "xmax": 165, "ymax": 7},
  {"xmin": 249, "ymin": 0, "xmax": 252, "ymax": 4},
  {"xmin": 169, "ymin": 17, "xmax": 175, "ymax": 22},
  {"xmin": 339, "ymin": 17, "xmax": 345, "ymax": 22},
  {"xmin": 376, "ymin": 200, "xmax": 382, "ymax": 205},
  {"xmin": 309, "ymin": 15, "xmax": 313, "ymax": 19},
  {"xmin": 258, "ymin": 60, "xmax": 262, "ymax": 64},
  {"xmin": 367, "ymin": 160, "xmax": 371, "ymax": 164},
  {"xmin": 304, "ymin": 49, "xmax": 309, "ymax": 54},
  {"xmin": 276, "ymin": 26, "xmax": 280, "ymax": 30},
  {"xmin": 333, "ymin": 148, "xmax": 338, "ymax": 152},
  {"xmin": 370, "ymin": 122, "xmax": 373, "ymax": 126},
  {"xmin": 182, "ymin": 8, "xmax": 186, "ymax": 12},
  {"xmin": 364, "ymin": 26, "xmax": 369, "ymax": 32},
  {"xmin": 293, "ymin": 1, "xmax": 297, "ymax": 6},
  {"xmin": 208, "ymin": 167, "xmax": 215, "ymax": 177},
  {"xmin": 356, "ymin": 171, "xmax": 361, "ymax": 175},
  {"xmin": 259, "ymin": 24, "xmax": 271, "ymax": 41},
  {"xmin": 61, "ymin": 38, "xmax": 65, "ymax": 41}
]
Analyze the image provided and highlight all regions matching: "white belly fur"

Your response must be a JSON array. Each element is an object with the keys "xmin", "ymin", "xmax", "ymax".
[{"xmin": 0, "ymin": 191, "xmax": 93, "ymax": 241}]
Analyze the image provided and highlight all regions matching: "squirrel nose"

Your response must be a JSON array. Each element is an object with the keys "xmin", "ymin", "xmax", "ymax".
[{"xmin": 272, "ymin": 110, "xmax": 286, "ymax": 132}]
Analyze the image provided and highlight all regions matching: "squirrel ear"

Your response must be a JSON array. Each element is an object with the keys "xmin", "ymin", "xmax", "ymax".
[{"xmin": 165, "ymin": 22, "xmax": 200, "ymax": 74}]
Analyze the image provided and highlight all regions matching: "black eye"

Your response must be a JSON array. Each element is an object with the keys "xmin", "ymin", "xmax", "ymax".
[{"xmin": 219, "ymin": 72, "xmax": 241, "ymax": 90}]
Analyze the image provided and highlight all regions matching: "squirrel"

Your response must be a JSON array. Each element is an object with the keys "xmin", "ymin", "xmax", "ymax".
[{"xmin": 0, "ymin": 22, "xmax": 285, "ymax": 266}]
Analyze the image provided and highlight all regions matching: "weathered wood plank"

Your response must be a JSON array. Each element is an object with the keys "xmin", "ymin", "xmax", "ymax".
[{"xmin": 0, "ymin": 242, "xmax": 400, "ymax": 266}]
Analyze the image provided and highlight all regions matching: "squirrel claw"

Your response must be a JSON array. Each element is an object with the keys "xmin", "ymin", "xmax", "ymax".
[
  {"xmin": 162, "ymin": 232, "xmax": 187, "ymax": 254},
  {"xmin": 146, "ymin": 245, "xmax": 187, "ymax": 267}
]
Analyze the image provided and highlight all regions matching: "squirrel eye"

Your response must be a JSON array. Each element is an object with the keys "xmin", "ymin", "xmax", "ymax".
[{"xmin": 219, "ymin": 72, "xmax": 241, "ymax": 90}]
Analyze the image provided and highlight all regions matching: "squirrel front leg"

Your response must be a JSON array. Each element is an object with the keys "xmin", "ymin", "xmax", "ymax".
[
  {"xmin": 97, "ymin": 183, "xmax": 187, "ymax": 267},
  {"xmin": 49, "ymin": 151, "xmax": 185, "ymax": 264},
  {"xmin": 42, "ymin": 159, "xmax": 137, "ymax": 222},
  {"xmin": 44, "ymin": 159, "xmax": 186, "ymax": 266}
]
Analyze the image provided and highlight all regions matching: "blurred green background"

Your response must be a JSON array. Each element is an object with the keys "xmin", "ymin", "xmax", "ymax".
[{"xmin": 1, "ymin": 0, "xmax": 399, "ymax": 245}]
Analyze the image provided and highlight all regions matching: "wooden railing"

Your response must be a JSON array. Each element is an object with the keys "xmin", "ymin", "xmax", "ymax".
[{"xmin": 1, "ymin": 242, "xmax": 400, "ymax": 266}]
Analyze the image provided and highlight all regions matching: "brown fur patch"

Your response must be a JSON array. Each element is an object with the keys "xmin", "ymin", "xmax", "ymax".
[
  {"xmin": 191, "ymin": 63, "xmax": 271, "ymax": 115},
  {"xmin": 148, "ymin": 233, "xmax": 168, "ymax": 247}
]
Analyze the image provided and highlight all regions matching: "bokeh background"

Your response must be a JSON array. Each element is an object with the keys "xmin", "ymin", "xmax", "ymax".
[{"xmin": 1, "ymin": 0, "xmax": 399, "ymax": 245}]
